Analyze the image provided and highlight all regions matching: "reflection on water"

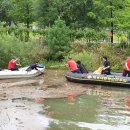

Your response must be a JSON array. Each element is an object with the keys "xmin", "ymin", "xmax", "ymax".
[{"xmin": 44, "ymin": 86, "xmax": 130, "ymax": 130}]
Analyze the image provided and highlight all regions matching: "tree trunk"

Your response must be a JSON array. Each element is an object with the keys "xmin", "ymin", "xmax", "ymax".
[
  {"xmin": 110, "ymin": 1, "xmax": 113, "ymax": 43},
  {"xmin": 25, "ymin": 4, "xmax": 30, "ymax": 42}
]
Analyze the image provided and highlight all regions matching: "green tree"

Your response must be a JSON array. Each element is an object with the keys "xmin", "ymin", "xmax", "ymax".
[
  {"xmin": 119, "ymin": 1, "xmax": 130, "ymax": 30},
  {"xmin": 8, "ymin": 0, "xmax": 34, "ymax": 28},
  {"xmin": 0, "ymin": 0, "xmax": 13, "ymax": 24},
  {"xmin": 35, "ymin": 0, "xmax": 98, "ymax": 28},
  {"xmin": 47, "ymin": 18, "xmax": 70, "ymax": 60},
  {"xmin": 7, "ymin": 0, "xmax": 34, "ymax": 41},
  {"xmin": 98, "ymin": 0, "xmax": 128, "ymax": 43}
]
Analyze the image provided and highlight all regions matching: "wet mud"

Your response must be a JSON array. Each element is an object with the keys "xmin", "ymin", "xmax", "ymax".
[{"xmin": 0, "ymin": 70, "xmax": 89, "ymax": 130}]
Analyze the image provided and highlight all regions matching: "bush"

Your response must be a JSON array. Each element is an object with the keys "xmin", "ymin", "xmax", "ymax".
[
  {"xmin": 0, "ymin": 35, "xmax": 46, "ymax": 68},
  {"xmin": 68, "ymin": 42, "xmax": 128, "ymax": 72},
  {"xmin": 67, "ymin": 51, "xmax": 100, "ymax": 71},
  {"xmin": 47, "ymin": 18, "xmax": 71, "ymax": 61}
]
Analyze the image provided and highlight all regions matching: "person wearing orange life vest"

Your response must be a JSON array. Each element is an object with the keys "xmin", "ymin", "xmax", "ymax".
[
  {"xmin": 8, "ymin": 57, "xmax": 21, "ymax": 71},
  {"xmin": 123, "ymin": 57, "xmax": 130, "ymax": 77},
  {"xmin": 67, "ymin": 57, "xmax": 81, "ymax": 73}
]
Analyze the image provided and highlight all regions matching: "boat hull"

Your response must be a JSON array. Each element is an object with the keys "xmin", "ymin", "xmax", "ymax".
[
  {"xmin": 65, "ymin": 72, "xmax": 130, "ymax": 87},
  {"xmin": 0, "ymin": 66, "xmax": 45, "ymax": 79}
]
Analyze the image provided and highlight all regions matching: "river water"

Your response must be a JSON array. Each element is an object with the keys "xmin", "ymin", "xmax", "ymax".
[
  {"xmin": 45, "ymin": 87, "xmax": 130, "ymax": 130},
  {"xmin": 0, "ymin": 70, "xmax": 130, "ymax": 130}
]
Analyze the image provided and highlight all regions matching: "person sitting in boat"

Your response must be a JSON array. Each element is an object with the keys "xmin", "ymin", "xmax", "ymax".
[
  {"xmin": 26, "ymin": 61, "xmax": 42, "ymax": 73},
  {"xmin": 67, "ymin": 57, "xmax": 81, "ymax": 73},
  {"xmin": 123, "ymin": 57, "xmax": 130, "ymax": 77},
  {"xmin": 8, "ymin": 57, "xmax": 21, "ymax": 71},
  {"xmin": 76, "ymin": 60, "xmax": 88, "ymax": 73},
  {"xmin": 102, "ymin": 56, "xmax": 111, "ymax": 75}
]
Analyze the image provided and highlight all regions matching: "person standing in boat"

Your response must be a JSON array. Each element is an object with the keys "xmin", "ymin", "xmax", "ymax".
[
  {"xmin": 123, "ymin": 57, "xmax": 130, "ymax": 77},
  {"xmin": 67, "ymin": 57, "xmax": 81, "ymax": 73},
  {"xmin": 8, "ymin": 58, "xmax": 21, "ymax": 71},
  {"xmin": 76, "ymin": 60, "xmax": 88, "ymax": 73},
  {"xmin": 102, "ymin": 56, "xmax": 111, "ymax": 75}
]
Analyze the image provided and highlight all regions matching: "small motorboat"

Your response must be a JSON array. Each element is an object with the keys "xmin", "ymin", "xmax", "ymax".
[
  {"xmin": 65, "ymin": 72, "xmax": 130, "ymax": 87},
  {"xmin": 0, "ymin": 64, "xmax": 45, "ymax": 79}
]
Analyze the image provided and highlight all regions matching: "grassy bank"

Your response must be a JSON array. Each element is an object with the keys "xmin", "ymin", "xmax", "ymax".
[
  {"xmin": 62, "ymin": 41, "xmax": 129, "ymax": 72},
  {"xmin": 0, "ymin": 35, "xmax": 46, "ymax": 68},
  {"xmin": 0, "ymin": 34, "xmax": 129, "ymax": 72}
]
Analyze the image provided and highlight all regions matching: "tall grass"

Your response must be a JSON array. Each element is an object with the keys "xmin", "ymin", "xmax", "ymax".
[
  {"xmin": 69, "ymin": 40, "xmax": 129, "ymax": 72},
  {"xmin": 69, "ymin": 51, "xmax": 100, "ymax": 71},
  {"xmin": 0, "ymin": 35, "xmax": 46, "ymax": 68},
  {"xmin": 0, "ymin": 33, "xmax": 129, "ymax": 72}
]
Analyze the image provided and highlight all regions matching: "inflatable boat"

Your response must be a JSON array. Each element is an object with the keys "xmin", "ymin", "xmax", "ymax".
[
  {"xmin": 0, "ymin": 64, "xmax": 45, "ymax": 79},
  {"xmin": 65, "ymin": 72, "xmax": 130, "ymax": 87}
]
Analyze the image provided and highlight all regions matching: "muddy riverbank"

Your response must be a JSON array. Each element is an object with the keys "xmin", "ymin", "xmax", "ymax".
[
  {"xmin": 0, "ymin": 70, "xmax": 91, "ymax": 130},
  {"xmin": 0, "ymin": 70, "xmax": 89, "ymax": 100},
  {"xmin": 1, "ymin": 70, "xmax": 130, "ymax": 130}
]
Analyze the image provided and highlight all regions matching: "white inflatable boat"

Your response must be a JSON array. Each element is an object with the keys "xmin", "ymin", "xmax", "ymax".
[{"xmin": 0, "ymin": 65, "xmax": 45, "ymax": 79}]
